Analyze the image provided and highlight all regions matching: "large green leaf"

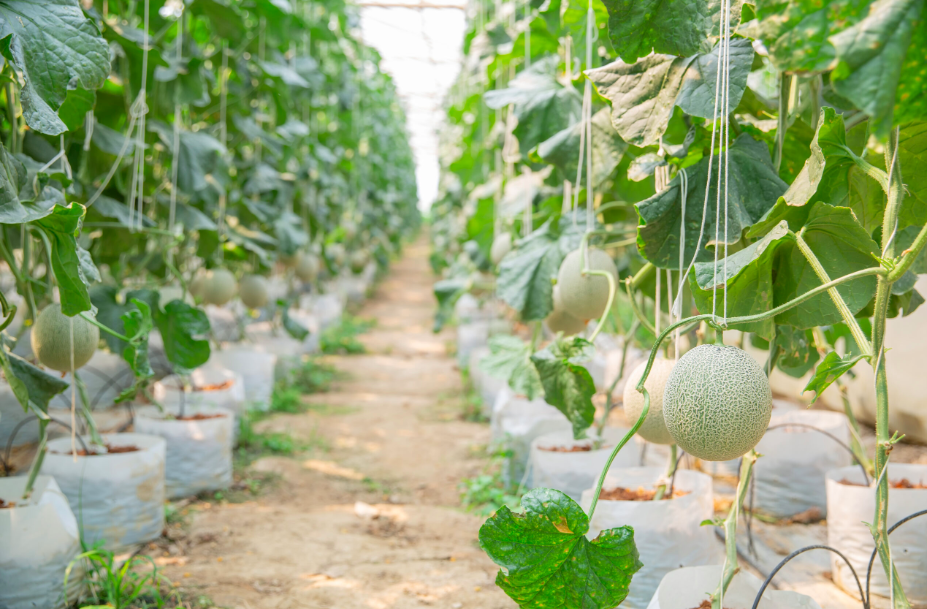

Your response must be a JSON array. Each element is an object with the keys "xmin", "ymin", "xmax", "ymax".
[
  {"xmin": 536, "ymin": 108, "xmax": 628, "ymax": 187},
  {"xmin": 33, "ymin": 203, "xmax": 94, "ymax": 316},
  {"xmin": 479, "ymin": 488, "xmax": 641, "ymax": 609},
  {"xmin": 149, "ymin": 122, "xmax": 227, "ymax": 195},
  {"xmin": 636, "ymin": 134, "xmax": 787, "ymax": 269},
  {"xmin": 158, "ymin": 300, "xmax": 211, "ymax": 373},
  {"xmin": 0, "ymin": 142, "xmax": 59, "ymax": 224},
  {"xmin": 497, "ymin": 221, "xmax": 562, "ymax": 321},
  {"xmin": 692, "ymin": 204, "xmax": 879, "ymax": 339},
  {"xmin": 601, "ymin": 0, "xmax": 711, "ymax": 62},
  {"xmin": 115, "ymin": 298, "xmax": 155, "ymax": 404},
  {"xmin": 0, "ymin": 346, "xmax": 68, "ymax": 413},
  {"xmin": 530, "ymin": 336, "xmax": 597, "ymax": 439},
  {"xmin": 897, "ymin": 121, "xmax": 927, "ymax": 227},
  {"xmin": 675, "ymin": 38, "xmax": 753, "ymax": 119},
  {"xmin": 481, "ymin": 335, "xmax": 543, "ymax": 400},
  {"xmin": 754, "ymin": 0, "xmax": 925, "ymax": 139},
  {"xmin": 0, "ymin": 0, "xmax": 110, "ymax": 135}
]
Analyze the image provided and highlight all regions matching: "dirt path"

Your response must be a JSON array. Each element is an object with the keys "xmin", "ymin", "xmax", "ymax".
[{"xmin": 162, "ymin": 237, "xmax": 512, "ymax": 609}]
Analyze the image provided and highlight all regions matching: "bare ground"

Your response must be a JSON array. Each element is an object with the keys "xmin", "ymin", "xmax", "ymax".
[{"xmin": 159, "ymin": 238, "xmax": 514, "ymax": 609}]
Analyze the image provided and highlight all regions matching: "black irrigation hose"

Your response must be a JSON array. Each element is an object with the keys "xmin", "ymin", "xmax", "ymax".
[
  {"xmin": 750, "ymin": 545, "xmax": 868, "ymax": 609},
  {"xmin": 864, "ymin": 508, "xmax": 927, "ymax": 605},
  {"xmin": 765, "ymin": 422, "xmax": 870, "ymax": 485},
  {"xmin": 3, "ymin": 415, "xmax": 39, "ymax": 469},
  {"xmin": 44, "ymin": 416, "xmax": 92, "ymax": 454}
]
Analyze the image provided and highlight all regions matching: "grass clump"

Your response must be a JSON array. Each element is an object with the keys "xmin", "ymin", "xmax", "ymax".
[
  {"xmin": 320, "ymin": 315, "xmax": 375, "ymax": 354},
  {"xmin": 67, "ymin": 545, "xmax": 181, "ymax": 609},
  {"xmin": 459, "ymin": 453, "xmax": 522, "ymax": 516}
]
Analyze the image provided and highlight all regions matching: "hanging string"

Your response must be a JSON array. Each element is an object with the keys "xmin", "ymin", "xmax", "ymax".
[
  {"xmin": 220, "ymin": 41, "xmax": 229, "ymax": 149},
  {"xmin": 655, "ymin": 268, "xmax": 661, "ymax": 336},
  {"xmin": 665, "ymin": 267, "xmax": 673, "ymax": 351},
  {"xmin": 69, "ymin": 318, "xmax": 77, "ymax": 459},
  {"xmin": 168, "ymin": 12, "xmax": 184, "ymax": 262},
  {"xmin": 129, "ymin": 0, "xmax": 151, "ymax": 231},
  {"xmin": 524, "ymin": 0, "xmax": 531, "ymax": 69},
  {"xmin": 722, "ymin": 0, "xmax": 732, "ymax": 322},
  {"xmin": 584, "ymin": 0, "xmax": 595, "ymax": 232},
  {"xmin": 674, "ymin": 168, "xmax": 688, "ymax": 357},
  {"xmin": 712, "ymin": 0, "xmax": 733, "ymax": 324}
]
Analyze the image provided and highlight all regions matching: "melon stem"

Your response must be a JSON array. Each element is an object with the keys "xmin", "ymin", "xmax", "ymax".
[{"xmin": 711, "ymin": 450, "xmax": 758, "ymax": 609}]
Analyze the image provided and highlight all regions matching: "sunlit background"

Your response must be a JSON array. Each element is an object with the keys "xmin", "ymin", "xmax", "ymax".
[{"xmin": 358, "ymin": 0, "xmax": 467, "ymax": 212}]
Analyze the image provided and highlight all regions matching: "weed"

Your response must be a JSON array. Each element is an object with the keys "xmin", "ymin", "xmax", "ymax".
[
  {"xmin": 66, "ymin": 545, "xmax": 180, "ymax": 609},
  {"xmin": 285, "ymin": 357, "xmax": 340, "ymax": 393},
  {"xmin": 459, "ymin": 454, "xmax": 522, "ymax": 516},
  {"xmin": 320, "ymin": 315, "xmax": 375, "ymax": 354}
]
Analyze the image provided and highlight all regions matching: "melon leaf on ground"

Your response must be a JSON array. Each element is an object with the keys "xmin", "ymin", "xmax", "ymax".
[
  {"xmin": 479, "ymin": 488, "xmax": 642, "ymax": 609},
  {"xmin": 530, "ymin": 336, "xmax": 596, "ymax": 438},
  {"xmin": 481, "ymin": 335, "xmax": 543, "ymax": 400}
]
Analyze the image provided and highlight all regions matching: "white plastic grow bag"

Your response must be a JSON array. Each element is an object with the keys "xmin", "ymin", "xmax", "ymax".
[
  {"xmin": 469, "ymin": 346, "xmax": 504, "ymax": 418},
  {"xmin": 751, "ymin": 409, "xmax": 851, "ymax": 518},
  {"xmin": 56, "ymin": 349, "xmax": 134, "ymax": 410},
  {"xmin": 0, "ymin": 379, "xmax": 38, "ymax": 448},
  {"xmin": 287, "ymin": 308, "xmax": 321, "ymax": 354},
  {"xmin": 0, "ymin": 475, "xmax": 84, "ymax": 609},
  {"xmin": 581, "ymin": 468, "xmax": 720, "ymax": 609},
  {"xmin": 306, "ymin": 293, "xmax": 344, "ymax": 330},
  {"xmin": 153, "ymin": 365, "xmax": 246, "ymax": 418},
  {"xmin": 827, "ymin": 463, "xmax": 927, "ymax": 604},
  {"xmin": 457, "ymin": 319, "xmax": 490, "ymax": 366},
  {"xmin": 645, "ymin": 565, "xmax": 822, "ymax": 609},
  {"xmin": 205, "ymin": 304, "xmax": 242, "ymax": 342},
  {"xmin": 245, "ymin": 321, "xmax": 306, "ymax": 379},
  {"xmin": 41, "ymin": 433, "xmax": 166, "ymax": 551},
  {"xmin": 529, "ymin": 427, "xmax": 640, "ymax": 502},
  {"xmin": 135, "ymin": 406, "xmax": 233, "ymax": 499},
  {"xmin": 490, "ymin": 387, "xmax": 572, "ymax": 486},
  {"xmin": 211, "ymin": 347, "xmax": 277, "ymax": 410}
]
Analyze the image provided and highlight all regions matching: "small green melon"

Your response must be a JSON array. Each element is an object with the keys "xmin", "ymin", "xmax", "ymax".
[
  {"xmin": 278, "ymin": 252, "xmax": 298, "ymax": 269},
  {"xmin": 350, "ymin": 250, "xmax": 369, "ymax": 274},
  {"xmin": 31, "ymin": 304, "xmax": 100, "ymax": 372},
  {"xmin": 295, "ymin": 253, "xmax": 320, "ymax": 282},
  {"xmin": 490, "ymin": 233, "xmax": 512, "ymax": 266},
  {"xmin": 328, "ymin": 243, "xmax": 346, "ymax": 266},
  {"xmin": 189, "ymin": 273, "xmax": 207, "ymax": 300},
  {"xmin": 544, "ymin": 286, "xmax": 587, "ymax": 335},
  {"xmin": 623, "ymin": 358, "xmax": 677, "ymax": 445},
  {"xmin": 204, "ymin": 269, "xmax": 237, "ymax": 306},
  {"xmin": 556, "ymin": 247, "xmax": 618, "ymax": 320},
  {"xmin": 662, "ymin": 344, "xmax": 772, "ymax": 461},
  {"xmin": 239, "ymin": 275, "xmax": 269, "ymax": 309}
]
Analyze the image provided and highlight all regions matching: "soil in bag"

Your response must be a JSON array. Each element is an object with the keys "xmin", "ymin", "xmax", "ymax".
[
  {"xmin": 52, "ymin": 444, "xmax": 141, "ymax": 456},
  {"xmin": 539, "ymin": 443, "xmax": 602, "ymax": 453},
  {"xmin": 599, "ymin": 485, "xmax": 690, "ymax": 501},
  {"xmin": 0, "ymin": 498, "xmax": 14, "ymax": 508},
  {"xmin": 839, "ymin": 478, "xmax": 927, "ymax": 489},
  {"xmin": 173, "ymin": 413, "xmax": 228, "ymax": 421}
]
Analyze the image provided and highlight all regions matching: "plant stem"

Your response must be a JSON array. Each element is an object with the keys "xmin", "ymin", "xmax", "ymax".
[
  {"xmin": 21, "ymin": 417, "xmax": 49, "ymax": 501},
  {"xmin": 652, "ymin": 443, "xmax": 677, "ymax": 501},
  {"xmin": 774, "ymin": 74, "xmax": 789, "ymax": 172},
  {"xmin": 711, "ymin": 450, "xmax": 758, "ymax": 609},
  {"xmin": 630, "ymin": 262, "xmax": 654, "ymax": 289},
  {"xmin": 869, "ymin": 128, "xmax": 910, "ymax": 609},
  {"xmin": 794, "ymin": 230, "xmax": 872, "ymax": 356},
  {"xmin": 586, "ymin": 270, "xmax": 616, "ymax": 343},
  {"xmin": 625, "ymin": 279, "xmax": 657, "ymax": 336},
  {"xmin": 79, "ymin": 313, "xmax": 131, "ymax": 342}
]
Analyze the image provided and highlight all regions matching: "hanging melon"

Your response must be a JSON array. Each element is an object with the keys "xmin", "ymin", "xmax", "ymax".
[{"xmin": 31, "ymin": 304, "xmax": 100, "ymax": 372}]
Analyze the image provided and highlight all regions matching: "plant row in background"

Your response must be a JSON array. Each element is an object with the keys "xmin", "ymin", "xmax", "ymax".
[
  {"xmin": 0, "ymin": 0, "xmax": 417, "ymax": 607},
  {"xmin": 433, "ymin": 0, "xmax": 926, "ymax": 607}
]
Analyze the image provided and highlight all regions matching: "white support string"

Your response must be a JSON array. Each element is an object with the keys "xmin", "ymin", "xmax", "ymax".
[
  {"xmin": 129, "ymin": 0, "xmax": 151, "ymax": 232},
  {"xmin": 168, "ymin": 12, "xmax": 183, "ymax": 259},
  {"xmin": 584, "ymin": 0, "xmax": 595, "ymax": 232},
  {"xmin": 674, "ymin": 168, "xmax": 688, "ymax": 358},
  {"xmin": 655, "ymin": 268, "xmax": 661, "ymax": 336},
  {"xmin": 665, "ymin": 267, "xmax": 674, "ymax": 354}
]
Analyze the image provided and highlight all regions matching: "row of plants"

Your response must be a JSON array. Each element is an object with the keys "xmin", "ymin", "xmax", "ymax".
[
  {"xmin": 0, "ymin": 1, "xmax": 417, "ymax": 607},
  {"xmin": 433, "ymin": 0, "xmax": 926, "ymax": 607}
]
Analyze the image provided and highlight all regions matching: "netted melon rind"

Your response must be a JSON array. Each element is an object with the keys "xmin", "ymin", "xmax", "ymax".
[
  {"xmin": 662, "ymin": 344, "xmax": 772, "ymax": 461},
  {"xmin": 556, "ymin": 247, "xmax": 618, "ymax": 320},
  {"xmin": 623, "ymin": 358, "xmax": 676, "ymax": 445}
]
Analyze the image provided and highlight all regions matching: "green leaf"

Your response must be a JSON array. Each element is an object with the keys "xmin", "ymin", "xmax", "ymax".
[
  {"xmin": 497, "ymin": 221, "xmax": 562, "ymax": 321},
  {"xmin": 56, "ymin": 87, "xmax": 95, "ymax": 132},
  {"xmin": 33, "ymin": 203, "xmax": 93, "ymax": 316},
  {"xmin": 481, "ymin": 335, "xmax": 543, "ymax": 400},
  {"xmin": 189, "ymin": 0, "xmax": 246, "ymax": 40},
  {"xmin": 158, "ymin": 301, "xmax": 211, "ymax": 373},
  {"xmin": 433, "ymin": 277, "xmax": 470, "ymax": 332},
  {"xmin": 774, "ymin": 325, "xmax": 820, "ymax": 378},
  {"xmin": 0, "ymin": 0, "xmax": 110, "ymax": 135},
  {"xmin": 149, "ymin": 122, "xmax": 226, "ymax": 195},
  {"xmin": 1, "ymin": 348, "xmax": 69, "ymax": 413},
  {"xmin": 675, "ymin": 38, "xmax": 754, "ymax": 119},
  {"xmin": 803, "ymin": 351, "xmax": 868, "ymax": 402},
  {"xmin": 536, "ymin": 108, "xmax": 627, "ymax": 188},
  {"xmin": 479, "ymin": 488, "xmax": 642, "ymax": 609},
  {"xmin": 601, "ymin": 0, "xmax": 711, "ymax": 62},
  {"xmin": 692, "ymin": 204, "xmax": 879, "ymax": 339},
  {"xmin": 637, "ymin": 134, "xmax": 787, "ymax": 269},
  {"xmin": 115, "ymin": 298, "xmax": 154, "ymax": 404},
  {"xmin": 530, "ymin": 337, "xmax": 596, "ymax": 438},
  {"xmin": 0, "ymin": 141, "xmax": 59, "ymax": 224},
  {"xmin": 897, "ymin": 121, "xmax": 927, "ymax": 227},
  {"xmin": 586, "ymin": 54, "xmax": 692, "ymax": 147}
]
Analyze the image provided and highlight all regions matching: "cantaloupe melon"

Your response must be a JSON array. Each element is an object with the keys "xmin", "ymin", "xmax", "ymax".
[
  {"xmin": 350, "ymin": 250, "xmax": 369, "ymax": 274},
  {"xmin": 31, "ymin": 304, "xmax": 100, "ymax": 372},
  {"xmin": 204, "ymin": 269, "xmax": 237, "ymax": 306},
  {"xmin": 327, "ymin": 243, "xmax": 346, "ymax": 266},
  {"xmin": 490, "ymin": 233, "xmax": 512, "ymax": 266},
  {"xmin": 544, "ymin": 286, "xmax": 587, "ymax": 335},
  {"xmin": 295, "ymin": 253, "xmax": 320, "ymax": 282},
  {"xmin": 662, "ymin": 344, "xmax": 772, "ymax": 461},
  {"xmin": 189, "ymin": 273, "xmax": 207, "ymax": 300},
  {"xmin": 623, "ymin": 358, "xmax": 676, "ymax": 445},
  {"xmin": 556, "ymin": 247, "xmax": 618, "ymax": 320},
  {"xmin": 239, "ymin": 275, "xmax": 269, "ymax": 309}
]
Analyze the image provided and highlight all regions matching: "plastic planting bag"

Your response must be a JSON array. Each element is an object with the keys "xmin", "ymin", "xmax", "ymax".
[
  {"xmin": 582, "ymin": 468, "xmax": 721, "ymax": 609},
  {"xmin": 56, "ymin": 349, "xmax": 133, "ymax": 411},
  {"xmin": 529, "ymin": 428, "xmax": 639, "ymax": 502},
  {"xmin": 827, "ymin": 464, "xmax": 927, "ymax": 604},
  {"xmin": 457, "ymin": 320, "xmax": 490, "ymax": 366},
  {"xmin": 645, "ymin": 565, "xmax": 822, "ymax": 609},
  {"xmin": 135, "ymin": 406, "xmax": 234, "ymax": 499},
  {"xmin": 245, "ymin": 322, "xmax": 305, "ymax": 379},
  {"xmin": 41, "ymin": 433, "xmax": 166, "ymax": 551},
  {"xmin": 490, "ymin": 387, "xmax": 572, "ymax": 486},
  {"xmin": 751, "ymin": 409, "xmax": 851, "ymax": 518},
  {"xmin": 154, "ymin": 364, "xmax": 247, "ymax": 418},
  {"xmin": 0, "ymin": 476, "xmax": 84, "ymax": 609},
  {"xmin": 301, "ymin": 293, "xmax": 344, "ymax": 330},
  {"xmin": 205, "ymin": 304, "xmax": 242, "ymax": 342},
  {"xmin": 211, "ymin": 347, "xmax": 277, "ymax": 410},
  {"xmin": 469, "ymin": 346, "xmax": 504, "ymax": 418}
]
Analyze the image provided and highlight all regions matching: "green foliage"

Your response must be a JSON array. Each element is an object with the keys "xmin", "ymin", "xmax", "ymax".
[
  {"xmin": 481, "ymin": 335, "xmax": 543, "ymax": 400},
  {"xmin": 320, "ymin": 315, "xmax": 375, "ymax": 354},
  {"xmin": 66, "ymin": 545, "xmax": 180, "ymax": 609},
  {"xmin": 530, "ymin": 337, "xmax": 597, "ymax": 439},
  {"xmin": 460, "ymin": 454, "xmax": 522, "ymax": 516},
  {"xmin": 479, "ymin": 488, "xmax": 642, "ymax": 609}
]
